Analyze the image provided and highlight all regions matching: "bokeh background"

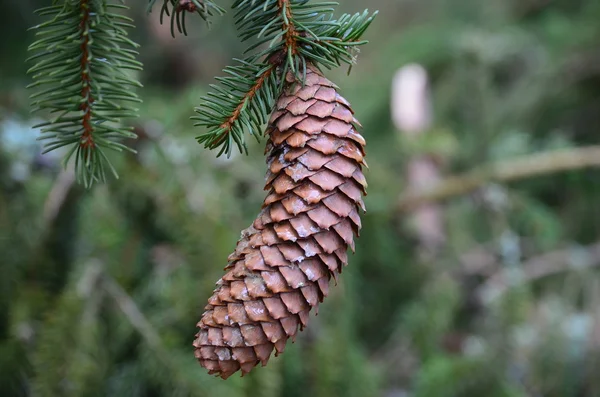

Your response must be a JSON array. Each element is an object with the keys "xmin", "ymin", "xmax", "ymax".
[{"xmin": 2, "ymin": 1, "xmax": 600, "ymax": 396}]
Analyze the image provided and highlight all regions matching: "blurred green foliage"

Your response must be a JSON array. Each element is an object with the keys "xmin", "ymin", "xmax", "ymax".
[{"xmin": 2, "ymin": 0, "xmax": 600, "ymax": 396}]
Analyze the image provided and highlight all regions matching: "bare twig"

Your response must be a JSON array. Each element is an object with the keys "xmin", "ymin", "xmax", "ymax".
[
  {"xmin": 477, "ymin": 242, "xmax": 600, "ymax": 304},
  {"xmin": 102, "ymin": 274, "xmax": 164, "ymax": 349},
  {"xmin": 399, "ymin": 146, "xmax": 600, "ymax": 211},
  {"xmin": 81, "ymin": 263, "xmax": 209, "ymax": 393},
  {"xmin": 76, "ymin": 260, "xmax": 104, "ymax": 298},
  {"xmin": 458, "ymin": 245, "xmax": 498, "ymax": 276},
  {"xmin": 43, "ymin": 168, "xmax": 77, "ymax": 226}
]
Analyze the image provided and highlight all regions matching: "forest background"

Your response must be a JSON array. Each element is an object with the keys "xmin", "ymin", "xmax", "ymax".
[{"xmin": 2, "ymin": 0, "xmax": 600, "ymax": 396}]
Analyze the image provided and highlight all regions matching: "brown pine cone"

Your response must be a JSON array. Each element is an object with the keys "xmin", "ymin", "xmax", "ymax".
[{"xmin": 193, "ymin": 65, "xmax": 367, "ymax": 379}]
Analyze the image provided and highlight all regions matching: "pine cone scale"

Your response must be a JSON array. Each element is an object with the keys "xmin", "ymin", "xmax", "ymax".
[{"xmin": 194, "ymin": 66, "xmax": 367, "ymax": 379}]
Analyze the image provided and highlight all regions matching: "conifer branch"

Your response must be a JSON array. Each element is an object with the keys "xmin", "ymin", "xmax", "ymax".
[
  {"xmin": 147, "ymin": 0, "xmax": 225, "ymax": 37},
  {"xmin": 79, "ymin": 0, "xmax": 94, "ymax": 150},
  {"xmin": 26, "ymin": 0, "xmax": 376, "ymax": 186},
  {"xmin": 193, "ymin": 0, "xmax": 377, "ymax": 156},
  {"xmin": 193, "ymin": 59, "xmax": 279, "ymax": 156},
  {"xmin": 28, "ymin": 0, "xmax": 143, "ymax": 188}
]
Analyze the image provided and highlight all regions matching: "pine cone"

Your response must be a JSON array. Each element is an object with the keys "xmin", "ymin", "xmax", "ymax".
[{"xmin": 193, "ymin": 65, "xmax": 367, "ymax": 379}]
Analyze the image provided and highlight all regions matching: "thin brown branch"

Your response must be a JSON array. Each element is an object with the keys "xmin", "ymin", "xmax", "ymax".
[
  {"xmin": 176, "ymin": 0, "xmax": 199, "ymax": 13},
  {"xmin": 398, "ymin": 146, "xmax": 600, "ymax": 211},
  {"xmin": 103, "ymin": 273, "xmax": 163, "ymax": 349},
  {"xmin": 216, "ymin": 1, "xmax": 297, "ymax": 138},
  {"xmin": 79, "ymin": 0, "xmax": 95, "ymax": 149},
  {"xmin": 43, "ymin": 168, "xmax": 77, "ymax": 227},
  {"xmin": 100, "ymin": 267, "xmax": 205, "ymax": 392},
  {"xmin": 278, "ymin": 0, "xmax": 298, "ymax": 55},
  {"xmin": 218, "ymin": 65, "xmax": 275, "ymax": 137},
  {"xmin": 477, "ymin": 242, "xmax": 600, "ymax": 304}
]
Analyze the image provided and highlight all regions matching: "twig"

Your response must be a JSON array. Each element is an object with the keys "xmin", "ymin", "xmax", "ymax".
[
  {"xmin": 90, "ymin": 264, "xmax": 207, "ymax": 393},
  {"xmin": 76, "ymin": 260, "xmax": 104, "ymax": 298},
  {"xmin": 78, "ymin": 0, "xmax": 96, "ymax": 149},
  {"xmin": 277, "ymin": 0, "xmax": 299, "ymax": 56},
  {"xmin": 102, "ymin": 273, "xmax": 163, "ymax": 349},
  {"xmin": 218, "ymin": 65, "xmax": 275, "ymax": 137},
  {"xmin": 43, "ymin": 168, "xmax": 77, "ymax": 227},
  {"xmin": 477, "ymin": 242, "xmax": 600, "ymax": 304},
  {"xmin": 398, "ymin": 146, "xmax": 600, "ymax": 211},
  {"xmin": 458, "ymin": 244, "xmax": 498, "ymax": 277}
]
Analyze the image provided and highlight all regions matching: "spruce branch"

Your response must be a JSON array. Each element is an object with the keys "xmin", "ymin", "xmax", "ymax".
[
  {"xmin": 28, "ymin": 0, "xmax": 143, "ymax": 188},
  {"xmin": 147, "ymin": 0, "xmax": 225, "ymax": 37},
  {"xmin": 193, "ymin": 0, "xmax": 377, "ymax": 156},
  {"xmin": 193, "ymin": 58, "xmax": 279, "ymax": 156}
]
